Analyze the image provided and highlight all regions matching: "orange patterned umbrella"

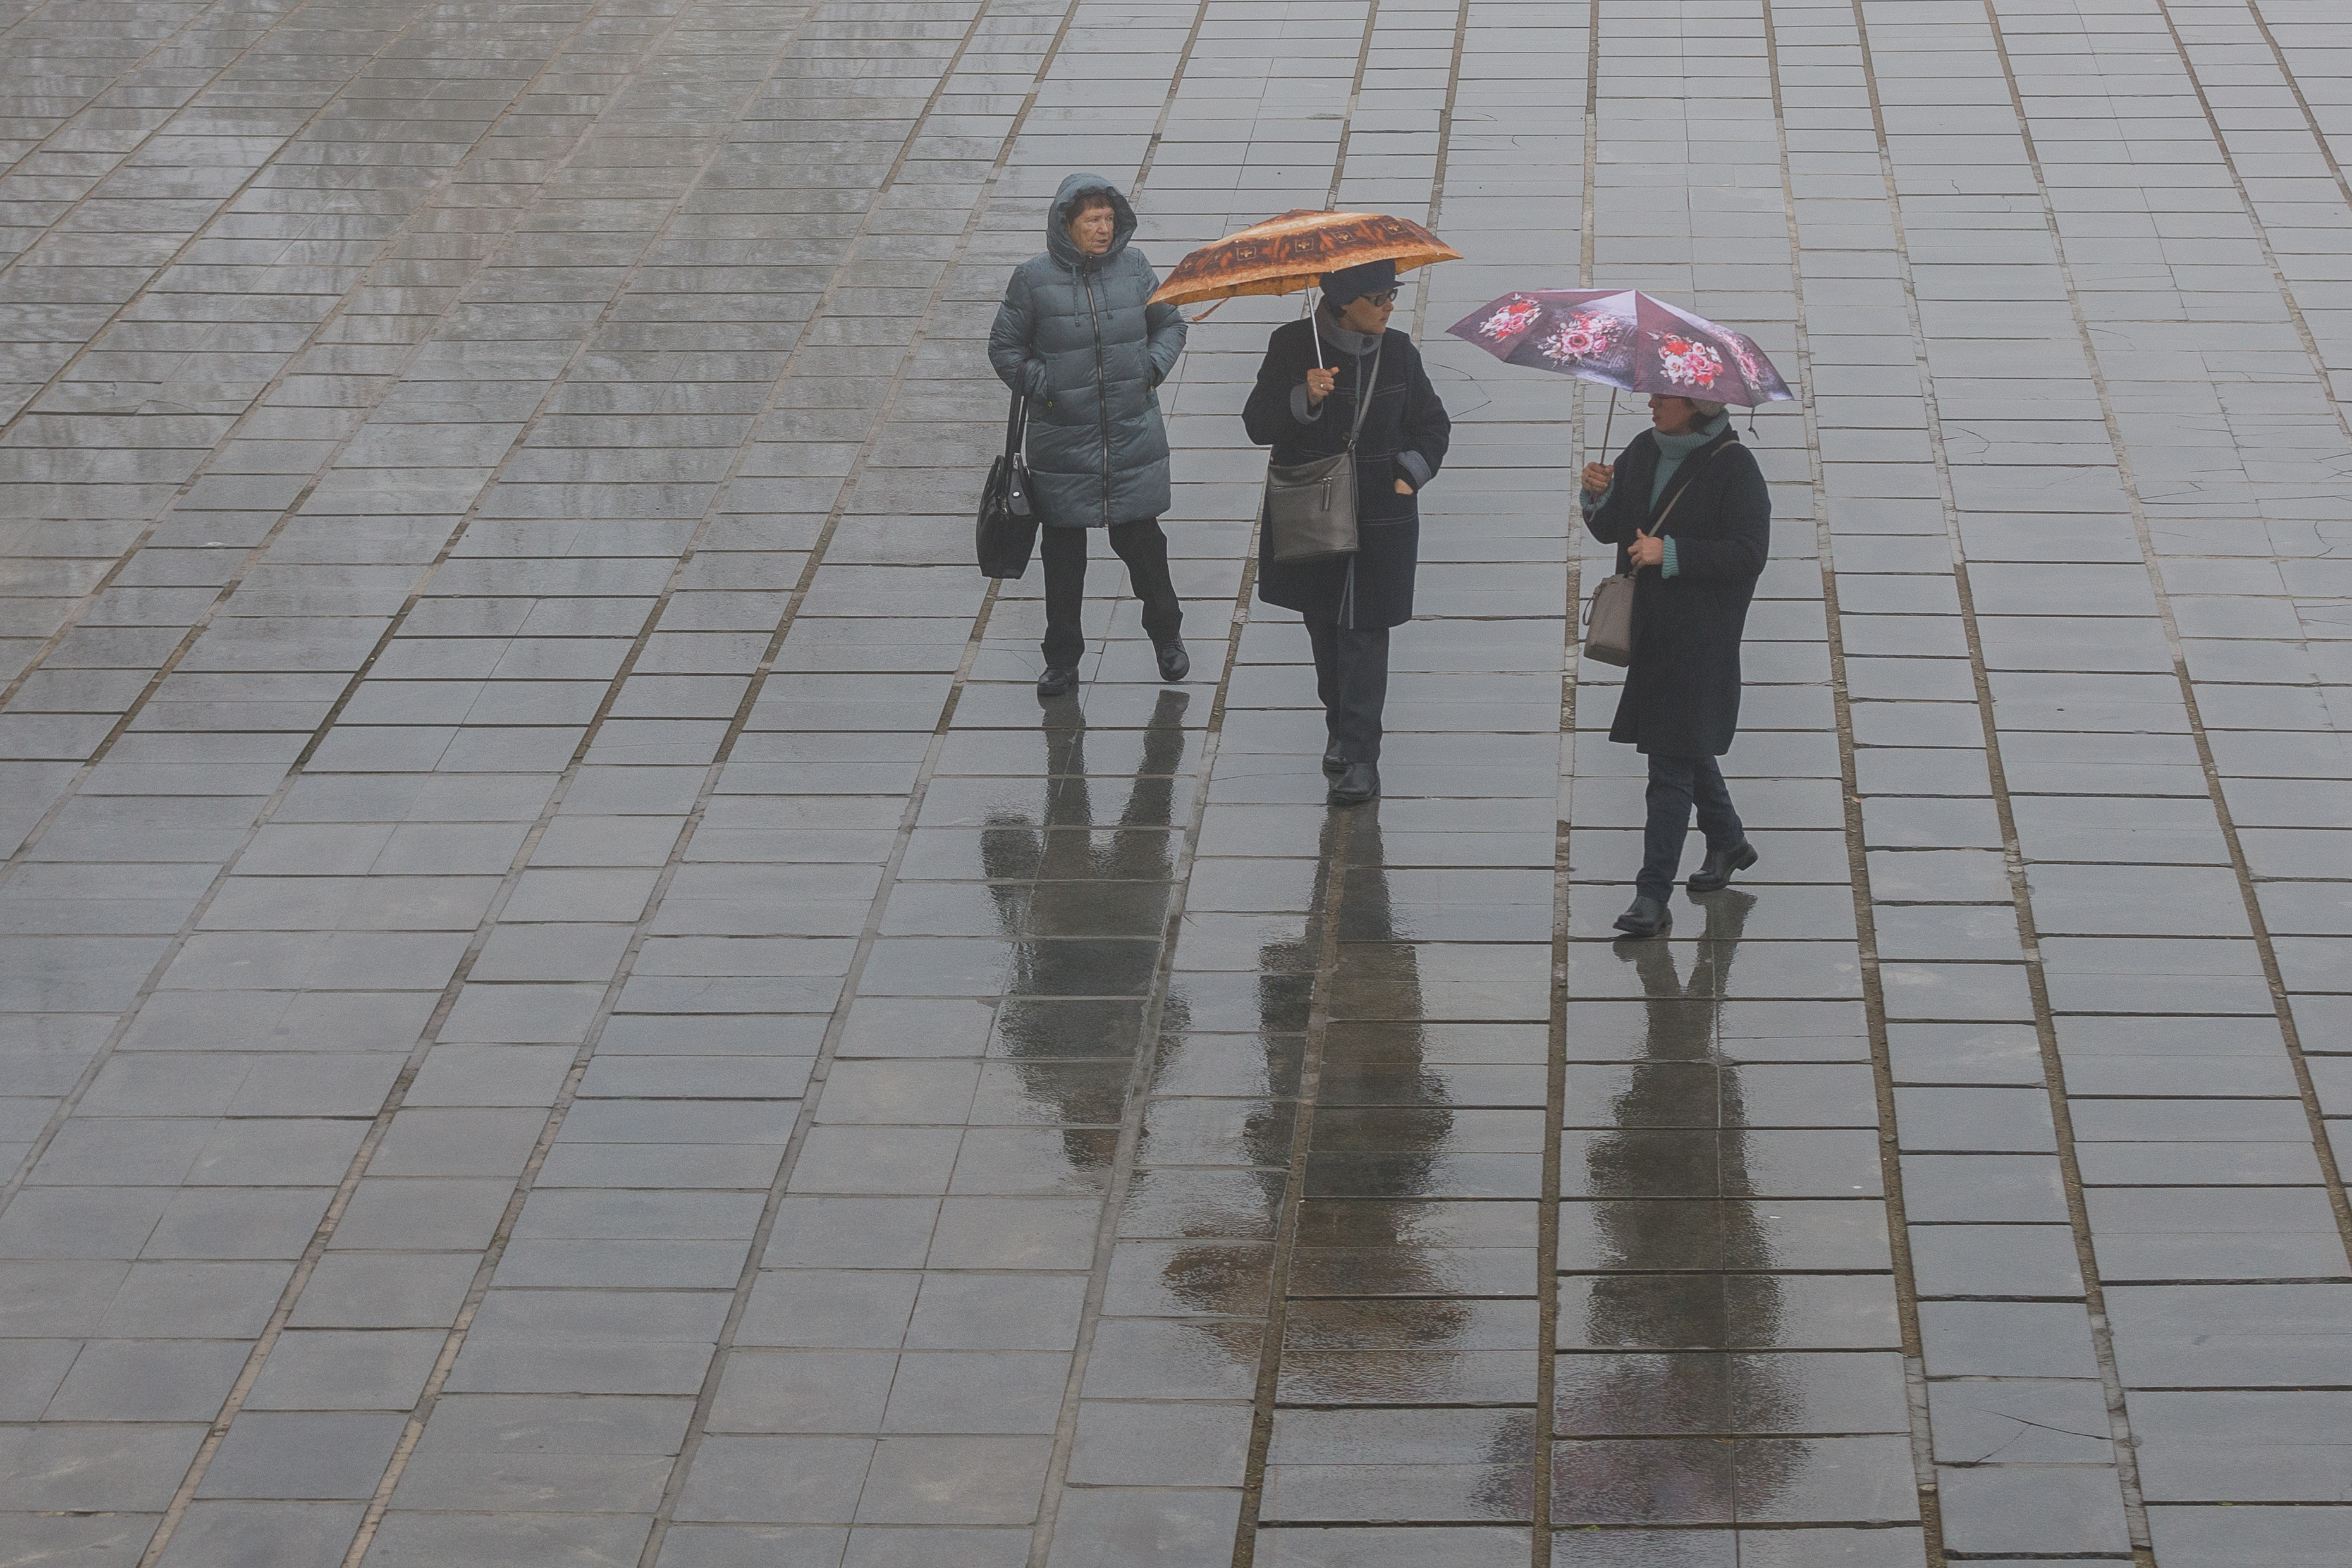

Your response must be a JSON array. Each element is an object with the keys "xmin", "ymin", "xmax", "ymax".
[{"xmin": 1148, "ymin": 209, "xmax": 1461, "ymax": 308}]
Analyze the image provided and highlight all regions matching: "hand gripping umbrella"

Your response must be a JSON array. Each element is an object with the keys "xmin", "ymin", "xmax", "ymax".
[{"xmin": 1447, "ymin": 288, "xmax": 1795, "ymax": 447}]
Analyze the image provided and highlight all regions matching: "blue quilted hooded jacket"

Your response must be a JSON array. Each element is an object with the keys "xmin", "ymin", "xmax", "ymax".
[{"xmin": 988, "ymin": 173, "xmax": 1187, "ymax": 528}]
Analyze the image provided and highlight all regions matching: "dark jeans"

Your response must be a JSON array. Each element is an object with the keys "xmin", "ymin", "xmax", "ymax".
[
  {"xmin": 1040, "ymin": 519, "xmax": 1182, "ymax": 670},
  {"xmin": 1640, "ymin": 753, "xmax": 1744, "ymax": 899},
  {"xmin": 1306, "ymin": 617, "xmax": 1390, "ymax": 764}
]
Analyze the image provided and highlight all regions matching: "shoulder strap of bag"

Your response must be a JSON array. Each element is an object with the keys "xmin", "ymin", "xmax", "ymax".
[
  {"xmin": 1638, "ymin": 434, "xmax": 1729, "ymax": 538},
  {"xmin": 1003, "ymin": 386, "xmax": 1026, "ymax": 462},
  {"xmin": 1344, "ymin": 339, "xmax": 1384, "ymax": 451}
]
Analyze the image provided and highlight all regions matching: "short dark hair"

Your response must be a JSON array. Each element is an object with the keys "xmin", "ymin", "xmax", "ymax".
[{"xmin": 1068, "ymin": 191, "xmax": 1117, "ymax": 217}]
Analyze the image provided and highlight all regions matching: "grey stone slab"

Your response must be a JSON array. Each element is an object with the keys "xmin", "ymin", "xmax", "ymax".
[
  {"xmin": 45, "ymin": 1338, "xmax": 252, "ymax": 1422},
  {"xmin": 0, "ymin": 1419, "xmax": 203, "ymax": 1523},
  {"xmin": 154, "ymin": 1502, "xmax": 364, "ymax": 1568},
  {"xmin": 197, "ymin": 1412, "xmax": 407, "ymax": 1500},
  {"xmin": 245, "ymin": 1330, "xmax": 445, "ymax": 1411}
]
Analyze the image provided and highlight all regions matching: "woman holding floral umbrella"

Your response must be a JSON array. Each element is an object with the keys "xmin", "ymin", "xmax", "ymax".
[
  {"xmin": 1450, "ymin": 289, "xmax": 1789, "ymax": 938},
  {"xmin": 1579, "ymin": 393, "xmax": 1768, "ymax": 938}
]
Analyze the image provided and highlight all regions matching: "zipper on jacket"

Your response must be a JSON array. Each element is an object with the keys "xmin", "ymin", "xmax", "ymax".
[{"xmin": 1083, "ymin": 260, "xmax": 1110, "ymax": 524}]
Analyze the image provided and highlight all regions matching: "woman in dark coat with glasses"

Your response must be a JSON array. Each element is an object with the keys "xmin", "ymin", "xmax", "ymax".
[
  {"xmin": 1581, "ymin": 393, "xmax": 1771, "ymax": 938},
  {"xmin": 1243, "ymin": 259, "xmax": 1450, "ymax": 806}
]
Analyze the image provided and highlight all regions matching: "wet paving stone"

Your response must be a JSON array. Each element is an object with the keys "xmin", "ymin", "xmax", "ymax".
[{"xmin": 1, "ymin": 0, "xmax": 2348, "ymax": 1560}]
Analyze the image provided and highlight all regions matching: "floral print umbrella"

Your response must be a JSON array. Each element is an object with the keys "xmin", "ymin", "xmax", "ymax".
[{"xmin": 1445, "ymin": 288, "xmax": 1794, "ymax": 407}]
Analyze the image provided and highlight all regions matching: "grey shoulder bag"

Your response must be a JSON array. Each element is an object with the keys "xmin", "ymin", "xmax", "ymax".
[
  {"xmin": 1582, "ymin": 443, "xmax": 1721, "ymax": 667},
  {"xmin": 1262, "ymin": 333, "xmax": 1383, "ymax": 565}
]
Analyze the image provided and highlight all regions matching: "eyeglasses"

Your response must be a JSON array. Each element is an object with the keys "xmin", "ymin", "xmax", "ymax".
[{"xmin": 1359, "ymin": 290, "xmax": 1398, "ymax": 307}]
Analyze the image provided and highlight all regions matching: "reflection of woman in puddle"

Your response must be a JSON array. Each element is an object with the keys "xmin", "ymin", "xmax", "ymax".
[
  {"xmin": 1557, "ymin": 888, "xmax": 1799, "ymax": 1523},
  {"xmin": 1161, "ymin": 808, "xmax": 1532, "ymax": 1523},
  {"xmin": 978, "ymin": 689, "xmax": 1191, "ymax": 1170}
]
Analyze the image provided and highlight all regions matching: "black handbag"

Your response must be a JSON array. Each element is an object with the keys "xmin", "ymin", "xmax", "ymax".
[{"xmin": 977, "ymin": 389, "xmax": 1036, "ymax": 579}]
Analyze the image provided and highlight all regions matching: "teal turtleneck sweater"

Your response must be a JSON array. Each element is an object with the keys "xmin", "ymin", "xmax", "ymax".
[
  {"xmin": 1583, "ymin": 410, "xmax": 1730, "ymax": 579},
  {"xmin": 1648, "ymin": 411, "xmax": 1730, "ymax": 504}
]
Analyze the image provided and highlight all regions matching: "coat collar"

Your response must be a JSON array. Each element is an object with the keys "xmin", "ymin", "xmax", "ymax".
[{"xmin": 1314, "ymin": 308, "xmax": 1381, "ymax": 358}]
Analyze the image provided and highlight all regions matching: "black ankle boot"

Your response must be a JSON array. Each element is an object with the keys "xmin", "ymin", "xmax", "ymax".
[
  {"xmin": 1036, "ymin": 665, "xmax": 1077, "ymax": 699},
  {"xmin": 1687, "ymin": 840, "xmax": 1757, "ymax": 893},
  {"xmin": 1327, "ymin": 761, "xmax": 1379, "ymax": 805},
  {"xmin": 1156, "ymin": 640, "xmax": 1189, "ymax": 682},
  {"xmin": 1613, "ymin": 895, "xmax": 1672, "ymax": 938},
  {"xmin": 1322, "ymin": 740, "xmax": 1345, "ymax": 777}
]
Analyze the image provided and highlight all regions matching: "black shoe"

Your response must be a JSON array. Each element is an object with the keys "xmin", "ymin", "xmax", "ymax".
[
  {"xmin": 1156, "ymin": 640, "xmax": 1189, "ymax": 682},
  {"xmin": 1321, "ymin": 740, "xmax": 1346, "ymax": 777},
  {"xmin": 1687, "ymin": 840, "xmax": 1758, "ymax": 893},
  {"xmin": 1327, "ymin": 761, "xmax": 1380, "ymax": 806},
  {"xmin": 1036, "ymin": 665, "xmax": 1078, "ymax": 699},
  {"xmin": 1613, "ymin": 895, "xmax": 1672, "ymax": 938}
]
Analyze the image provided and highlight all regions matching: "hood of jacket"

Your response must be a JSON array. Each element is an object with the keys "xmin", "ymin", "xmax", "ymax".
[{"xmin": 1045, "ymin": 172, "xmax": 1136, "ymax": 271}]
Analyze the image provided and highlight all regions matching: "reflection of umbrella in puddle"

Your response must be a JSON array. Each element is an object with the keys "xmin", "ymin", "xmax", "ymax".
[{"xmin": 1555, "ymin": 889, "xmax": 1804, "ymax": 1526}]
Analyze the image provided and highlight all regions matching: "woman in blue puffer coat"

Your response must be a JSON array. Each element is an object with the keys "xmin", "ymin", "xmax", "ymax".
[{"xmin": 989, "ymin": 173, "xmax": 1189, "ymax": 697}]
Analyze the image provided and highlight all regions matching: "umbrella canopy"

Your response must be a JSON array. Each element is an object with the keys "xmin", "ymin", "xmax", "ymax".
[
  {"xmin": 1149, "ymin": 209, "xmax": 1461, "ymax": 308},
  {"xmin": 1447, "ymin": 288, "xmax": 1795, "ymax": 407}
]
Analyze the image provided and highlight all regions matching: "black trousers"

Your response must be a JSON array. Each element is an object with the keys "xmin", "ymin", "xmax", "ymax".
[
  {"xmin": 1040, "ymin": 519, "xmax": 1182, "ymax": 670},
  {"xmin": 1639, "ymin": 752, "xmax": 1744, "ymax": 899},
  {"xmin": 1306, "ymin": 616, "xmax": 1390, "ymax": 764}
]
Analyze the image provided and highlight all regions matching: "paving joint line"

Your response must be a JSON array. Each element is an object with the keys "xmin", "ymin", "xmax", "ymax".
[
  {"xmin": 1858, "ymin": 2, "xmax": 2162, "ymax": 1557},
  {"xmin": 116, "ymin": 9, "xmax": 833, "ymax": 1561},
  {"xmin": 2243, "ymin": 0, "xmax": 2352, "ymax": 212},
  {"xmin": 0, "ymin": 0, "xmax": 264, "ymax": 188},
  {"xmin": 1228, "ymin": 808, "xmax": 1355, "ymax": 1568},
  {"xmin": 1128, "ymin": 0, "xmax": 1215, "ymax": 190},
  {"xmin": 2144, "ymin": 0, "xmax": 2352, "ymax": 460},
  {"xmin": 1758, "ymin": 3, "xmax": 1946, "ymax": 1554},
  {"xmin": 0, "ymin": 0, "xmax": 452, "ymax": 429},
  {"xmin": 0, "ymin": 0, "xmax": 782, "ymax": 1218},
  {"xmin": 0, "ymin": 0, "xmax": 640, "ymax": 749},
  {"xmin": 1323, "ymin": 0, "xmax": 1385, "ymax": 212},
  {"xmin": 1975, "ymin": 0, "xmax": 2352, "ymax": 1261},
  {"xmin": 1024, "ymin": 534, "xmax": 1251, "ymax": 1568},
  {"xmin": 591, "ymin": 3, "xmax": 1114, "ymax": 1555},
  {"xmin": 1022, "ymin": 8, "xmax": 1247, "ymax": 1557},
  {"xmin": 1529, "ymin": 9, "xmax": 1606, "ymax": 1557}
]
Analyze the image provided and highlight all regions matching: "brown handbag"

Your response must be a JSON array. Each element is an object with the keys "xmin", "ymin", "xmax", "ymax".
[{"xmin": 1581, "ymin": 444, "xmax": 1721, "ymax": 666}]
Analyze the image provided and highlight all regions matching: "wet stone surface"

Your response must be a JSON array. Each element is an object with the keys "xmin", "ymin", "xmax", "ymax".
[{"xmin": 1, "ymin": 0, "xmax": 2350, "ymax": 1563}]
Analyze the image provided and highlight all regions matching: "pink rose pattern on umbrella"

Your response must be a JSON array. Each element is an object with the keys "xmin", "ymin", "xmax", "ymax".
[
  {"xmin": 1539, "ymin": 310, "xmax": 1625, "ymax": 365},
  {"xmin": 1476, "ymin": 296, "xmax": 1543, "ymax": 340},
  {"xmin": 1656, "ymin": 333, "xmax": 1724, "ymax": 390},
  {"xmin": 1447, "ymin": 288, "xmax": 1797, "ymax": 407}
]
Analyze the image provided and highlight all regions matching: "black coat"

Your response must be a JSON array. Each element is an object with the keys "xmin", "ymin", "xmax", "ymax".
[
  {"xmin": 1584, "ymin": 426, "xmax": 1770, "ymax": 757},
  {"xmin": 1243, "ymin": 315, "xmax": 1450, "ymax": 629}
]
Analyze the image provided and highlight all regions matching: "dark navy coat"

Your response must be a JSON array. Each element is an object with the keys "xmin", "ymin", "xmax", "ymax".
[
  {"xmin": 1243, "ymin": 314, "xmax": 1450, "ymax": 630},
  {"xmin": 1584, "ymin": 426, "xmax": 1771, "ymax": 757},
  {"xmin": 987, "ymin": 173, "xmax": 1185, "ymax": 529}
]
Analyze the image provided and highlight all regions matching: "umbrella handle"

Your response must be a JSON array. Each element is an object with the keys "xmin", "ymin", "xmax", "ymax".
[
  {"xmin": 1600, "ymin": 388, "xmax": 1617, "ymax": 455},
  {"xmin": 1307, "ymin": 291, "xmax": 1326, "ymax": 372}
]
